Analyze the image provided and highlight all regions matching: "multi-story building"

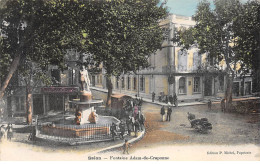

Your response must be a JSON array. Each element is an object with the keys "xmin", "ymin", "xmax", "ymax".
[{"xmin": 91, "ymin": 14, "xmax": 252, "ymax": 101}]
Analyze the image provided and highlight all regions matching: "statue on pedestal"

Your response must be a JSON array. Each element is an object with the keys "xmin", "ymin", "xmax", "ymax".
[{"xmin": 80, "ymin": 66, "xmax": 91, "ymax": 93}]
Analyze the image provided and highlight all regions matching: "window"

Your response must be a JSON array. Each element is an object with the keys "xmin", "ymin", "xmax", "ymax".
[
  {"xmin": 121, "ymin": 77, "xmax": 125, "ymax": 89},
  {"xmin": 193, "ymin": 77, "xmax": 201, "ymax": 93},
  {"xmin": 245, "ymin": 81, "xmax": 251, "ymax": 95},
  {"xmin": 91, "ymin": 75, "xmax": 95, "ymax": 86},
  {"xmin": 179, "ymin": 77, "xmax": 186, "ymax": 94},
  {"xmin": 99, "ymin": 75, "xmax": 102, "ymax": 84},
  {"xmin": 140, "ymin": 76, "xmax": 145, "ymax": 92},
  {"xmin": 133, "ymin": 77, "xmax": 137, "ymax": 90},
  {"xmin": 193, "ymin": 52, "xmax": 201, "ymax": 70},
  {"xmin": 116, "ymin": 77, "xmax": 119, "ymax": 89},
  {"xmin": 15, "ymin": 97, "xmax": 25, "ymax": 111},
  {"xmin": 178, "ymin": 50, "xmax": 187, "ymax": 71},
  {"xmin": 127, "ymin": 77, "xmax": 131, "ymax": 90},
  {"xmin": 68, "ymin": 68, "xmax": 76, "ymax": 85},
  {"xmin": 218, "ymin": 75, "xmax": 224, "ymax": 92}
]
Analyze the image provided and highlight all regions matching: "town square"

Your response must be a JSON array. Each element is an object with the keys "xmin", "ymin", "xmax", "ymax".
[{"xmin": 0, "ymin": 0, "xmax": 259, "ymax": 161}]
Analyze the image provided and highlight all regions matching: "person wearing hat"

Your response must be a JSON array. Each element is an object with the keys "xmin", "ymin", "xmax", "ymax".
[
  {"xmin": 160, "ymin": 105, "xmax": 166, "ymax": 122},
  {"xmin": 166, "ymin": 102, "xmax": 173, "ymax": 122}
]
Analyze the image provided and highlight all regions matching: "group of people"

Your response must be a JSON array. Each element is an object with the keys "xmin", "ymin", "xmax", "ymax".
[
  {"xmin": 111, "ymin": 96, "xmax": 146, "ymax": 141},
  {"xmin": 208, "ymin": 98, "xmax": 226, "ymax": 112},
  {"xmin": 152, "ymin": 92, "xmax": 178, "ymax": 107},
  {"xmin": 160, "ymin": 102, "xmax": 173, "ymax": 122},
  {"xmin": 110, "ymin": 112, "xmax": 145, "ymax": 139},
  {"xmin": 0, "ymin": 123, "xmax": 13, "ymax": 141}
]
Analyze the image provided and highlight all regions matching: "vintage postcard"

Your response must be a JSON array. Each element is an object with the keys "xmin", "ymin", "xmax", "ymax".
[{"xmin": 0, "ymin": 0, "xmax": 259, "ymax": 161}]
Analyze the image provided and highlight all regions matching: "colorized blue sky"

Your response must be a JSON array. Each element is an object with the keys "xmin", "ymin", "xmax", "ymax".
[{"xmin": 165, "ymin": 0, "xmax": 248, "ymax": 16}]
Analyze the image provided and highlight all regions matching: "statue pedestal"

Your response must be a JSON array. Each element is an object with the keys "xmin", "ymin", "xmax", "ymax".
[{"xmin": 80, "ymin": 91, "xmax": 92, "ymax": 102}]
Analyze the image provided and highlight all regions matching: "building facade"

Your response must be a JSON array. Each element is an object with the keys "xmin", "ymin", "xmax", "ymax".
[
  {"xmin": 5, "ymin": 50, "xmax": 82, "ymax": 117},
  {"xmin": 91, "ymin": 14, "xmax": 252, "ymax": 101}
]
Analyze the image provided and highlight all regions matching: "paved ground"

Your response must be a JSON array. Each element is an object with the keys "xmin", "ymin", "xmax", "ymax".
[{"xmin": 130, "ymin": 102, "xmax": 260, "ymax": 151}]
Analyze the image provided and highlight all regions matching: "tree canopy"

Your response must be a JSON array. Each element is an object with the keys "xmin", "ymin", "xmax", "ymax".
[
  {"xmin": 0, "ymin": 0, "xmax": 92, "ymax": 98},
  {"xmin": 172, "ymin": 0, "xmax": 260, "ymax": 110},
  {"xmin": 85, "ymin": 0, "xmax": 167, "ymax": 76},
  {"xmin": 0, "ymin": 0, "xmax": 168, "ymax": 109}
]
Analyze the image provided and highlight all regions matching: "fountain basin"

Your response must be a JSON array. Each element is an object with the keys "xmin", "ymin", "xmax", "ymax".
[{"xmin": 38, "ymin": 116, "xmax": 120, "ymax": 138}]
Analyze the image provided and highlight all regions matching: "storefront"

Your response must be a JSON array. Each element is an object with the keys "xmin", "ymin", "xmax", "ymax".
[{"xmin": 41, "ymin": 86, "xmax": 79, "ymax": 114}]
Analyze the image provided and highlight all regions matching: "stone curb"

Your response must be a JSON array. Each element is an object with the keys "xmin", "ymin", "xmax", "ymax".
[
  {"xmin": 91, "ymin": 87, "xmax": 207, "ymax": 107},
  {"xmin": 91, "ymin": 129, "xmax": 146, "ymax": 154}
]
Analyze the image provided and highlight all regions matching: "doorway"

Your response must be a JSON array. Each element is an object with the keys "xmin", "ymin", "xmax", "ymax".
[
  {"xmin": 49, "ymin": 94, "xmax": 64, "ymax": 111},
  {"xmin": 204, "ymin": 76, "xmax": 212, "ymax": 96},
  {"xmin": 33, "ymin": 94, "xmax": 44, "ymax": 115}
]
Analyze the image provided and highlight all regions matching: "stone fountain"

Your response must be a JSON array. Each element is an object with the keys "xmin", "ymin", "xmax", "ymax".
[{"xmin": 37, "ymin": 67, "xmax": 120, "ymax": 143}]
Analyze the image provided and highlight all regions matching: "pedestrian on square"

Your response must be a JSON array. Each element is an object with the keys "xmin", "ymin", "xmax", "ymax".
[
  {"xmin": 221, "ymin": 99, "xmax": 226, "ymax": 112},
  {"xmin": 126, "ymin": 115, "xmax": 132, "ymax": 135},
  {"xmin": 140, "ymin": 97, "xmax": 143, "ymax": 106},
  {"xmin": 165, "ymin": 95, "xmax": 168, "ymax": 104},
  {"xmin": 139, "ymin": 113, "xmax": 145, "ymax": 131},
  {"xmin": 131, "ymin": 116, "xmax": 135, "ymax": 132},
  {"xmin": 133, "ymin": 105, "xmax": 138, "ymax": 119},
  {"xmin": 110, "ymin": 123, "xmax": 117, "ymax": 140},
  {"xmin": 0, "ymin": 125, "xmax": 4, "ymax": 141},
  {"xmin": 123, "ymin": 139, "xmax": 131, "ymax": 154},
  {"xmin": 6, "ymin": 124, "xmax": 13, "ymax": 141},
  {"xmin": 169, "ymin": 95, "xmax": 173, "ymax": 104},
  {"xmin": 119, "ymin": 122, "xmax": 125, "ymax": 139},
  {"xmin": 208, "ymin": 99, "xmax": 212, "ymax": 110},
  {"xmin": 134, "ymin": 119, "xmax": 140, "ymax": 137},
  {"xmin": 160, "ymin": 105, "xmax": 166, "ymax": 122},
  {"xmin": 173, "ymin": 93, "xmax": 178, "ymax": 107},
  {"xmin": 166, "ymin": 102, "xmax": 172, "ymax": 122},
  {"xmin": 152, "ymin": 92, "xmax": 155, "ymax": 102}
]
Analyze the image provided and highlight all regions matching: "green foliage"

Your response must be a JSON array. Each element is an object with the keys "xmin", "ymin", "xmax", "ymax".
[
  {"xmin": 0, "ymin": 0, "xmax": 91, "ymax": 82},
  {"xmin": 84, "ymin": 0, "xmax": 167, "ymax": 76},
  {"xmin": 173, "ymin": 0, "xmax": 260, "ymax": 75}
]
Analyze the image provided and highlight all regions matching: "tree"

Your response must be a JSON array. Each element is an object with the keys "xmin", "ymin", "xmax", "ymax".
[
  {"xmin": 233, "ymin": 1, "xmax": 260, "ymax": 93},
  {"xmin": 0, "ymin": 0, "xmax": 91, "ymax": 100},
  {"xmin": 18, "ymin": 59, "xmax": 52, "ymax": 124},
  {"xmin": 173, "ymin": 0, "xmax": 260, "ymax": 111},
  {"xmin": 84, "ymin": 0, "xmax": 168, "ymax": 108}
]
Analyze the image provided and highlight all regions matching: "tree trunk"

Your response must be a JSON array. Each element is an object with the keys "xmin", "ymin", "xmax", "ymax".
[
  {"xmin": 106, "ymin": 75, "xmax": 113, "ymax": 109},
  {"xmin": 225, "ymin": 74, "xmax": 234, "ymax": 112},
  {"xmin": 26, "ymin": 86, "xmax": 33, "ymax": 124},
  {"xmin": 0, "ymin": 54, "xmax": 21, "ymax": 99}
]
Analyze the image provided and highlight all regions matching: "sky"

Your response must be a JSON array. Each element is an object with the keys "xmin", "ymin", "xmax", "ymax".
[{"xmin": 165, "ymin": 0, "xmax": 248, "ymax": 16}]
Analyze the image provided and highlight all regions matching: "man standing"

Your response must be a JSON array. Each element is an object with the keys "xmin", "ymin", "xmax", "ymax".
[
  {"xmin": 126, "ymin": 115, "xmax": 132, "ymax": 136},
  {"xmin": 208, "ymin": 99, "xmax": 212, "ymax": 110},
  {"xmin": 110, "ymin": 123, "xmax": 117, "ymax": 140},
  {"xmin": 169, "ymin": 95, "xmax": 173, "ymax": 104},
  {"xmin": 134, "ymin": 119, "xmax": 140, "ymax": 137},
  {"xmin": 166, "ymin": 103, "xmax": 172, "ymax": 122},
  {"xmin": 160, "ymin": 106, "xmax": 165, "ymax": 122},
  {"xmin": 173, "ymin": 93, "xmax": 178, "ymax": 107},
  {"xmin": 165, "ymin": 95, "xmax": 168, "ymax": 104},
  {"xmin": 123, "ymin": 139, "xmax": 131, "ymax": 154},
  {"xmin": 221, "ymin": 99, "xmax": 226, "ymax": 112},
  {"xmin": 119, "ymin": 122, "xmax": 125, "ymax": 139},
  {"xmin": 152, "ymin": 92, "xmax": 155, "ymax": 102},
  {"xmin": 139, "ymin": 113, "xmax": 145, "ymax": 131}
]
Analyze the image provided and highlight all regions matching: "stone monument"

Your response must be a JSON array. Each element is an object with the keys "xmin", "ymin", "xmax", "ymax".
[{"xmin": 75, "ymin": 66, "xmax": 98, "ymax": 124}]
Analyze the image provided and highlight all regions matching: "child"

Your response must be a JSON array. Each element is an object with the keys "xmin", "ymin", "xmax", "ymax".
[{"xmin": 123, "ymin": 139, "xmax": 131, "ymax": 154}]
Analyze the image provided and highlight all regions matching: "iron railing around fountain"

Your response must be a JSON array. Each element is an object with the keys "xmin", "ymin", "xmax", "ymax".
[{"xmin": 36, "ymin": 123, "xmax": 114, "ymax": 143}]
